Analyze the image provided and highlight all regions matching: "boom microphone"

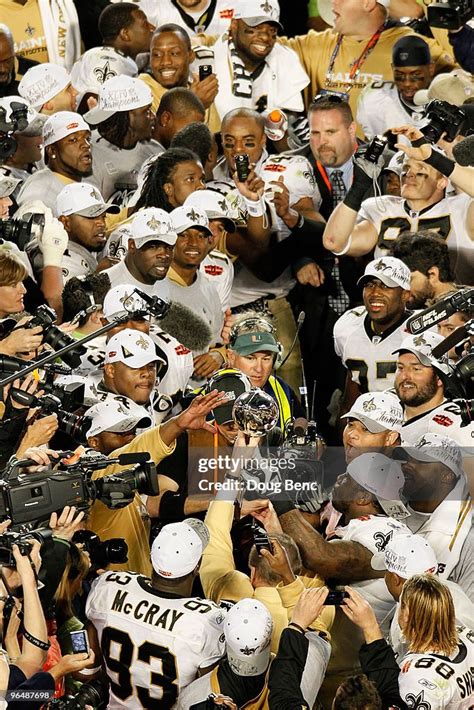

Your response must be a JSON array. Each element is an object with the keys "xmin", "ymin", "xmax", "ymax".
[
  {"xmin": 406, "ymin": 289, "xmax": 474, "ymax": 334},
  {"xmin": 431, "ymin": 324, "xmax": 470, "ymax": 359},
  {"xmin": 117, "ymin": 452, "xmax": 150, "ymax": 466},
  {"xmin": 452, "ymin": 135, "xmax": 474, "ymax": 167}
]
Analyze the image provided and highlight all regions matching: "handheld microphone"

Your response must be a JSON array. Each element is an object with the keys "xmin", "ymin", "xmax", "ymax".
[{"xmin": 406, "ymin": 289, "xmax": 474, "ymax": 334}]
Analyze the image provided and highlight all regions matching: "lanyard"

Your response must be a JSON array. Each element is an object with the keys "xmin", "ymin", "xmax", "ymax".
[{"xmin": 325, "ymin": 23, "xmax": 386, "ymax": 91}]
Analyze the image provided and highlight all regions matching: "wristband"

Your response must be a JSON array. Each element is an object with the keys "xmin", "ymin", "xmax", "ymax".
[
  {"xmin": 332, "ymin": 235, "xmax": 352, "ymax": 256},
  {"xmin": 243, "ymin": 196, "xmax": 265, "ymax": 218},
  {"xmin": 424, "ymin": 150, "xmax": 455, "ymax": 178},
  {"xmin": 343, "ymin": 182, "xmax": 370, "ymax": 212},
  {"xmin": 288, "ymin": 622, "xmax": 306, "ymax": 634},
  {"xmin": 22, "ymin": 629, "xmax": 50, "ymax": 651},
  {"xmin": 411, "ymin": 136, "xmax": 429, "ymax": 147}
]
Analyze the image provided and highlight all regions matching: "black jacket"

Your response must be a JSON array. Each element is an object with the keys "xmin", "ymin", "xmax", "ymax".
[{"xmin": 359, "ymin": 638, "xmax": 408, "ymax": 710}]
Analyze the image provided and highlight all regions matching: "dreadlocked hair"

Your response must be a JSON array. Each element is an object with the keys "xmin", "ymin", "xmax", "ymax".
[
  {"xmin": 97, "ymin": 111, "xmax": 131, "ymax": 147},
  {"xmin": 134, "ymin": 147, "xmax": 200, "ymax": 212}
]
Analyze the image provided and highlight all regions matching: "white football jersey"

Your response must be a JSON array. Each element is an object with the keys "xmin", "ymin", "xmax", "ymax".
[
  {"xmin": 357, "ymin": 195, "xmax": 474, "ymax": 286},
  {"xmin": 399, "ymin": 625, "xmax": 474, "ymax": 710},
  {"xmin": 333, "ymin": 305, "xmax": 411, "ymax": 392},
  {"xmin": 260, "ymin": 153, "xmax": 320, "ymax": 209},
  {"xmin": 201, "ymin": 250, "xmax": 234, "ymax": 313},
  {"xmin": 86, "ymin": 571, "xmax": 226, "ymax": 710},
  {"xmin": 356, "ymin": 83, "xmax": 428, "ymax": 140},
  {"xmin": 401, "ymin": 400, "xmax": 474, "ymax": 448},
  {"xmin": 332, "ymin": 515, "xmax": 411, "ymax": 627}
]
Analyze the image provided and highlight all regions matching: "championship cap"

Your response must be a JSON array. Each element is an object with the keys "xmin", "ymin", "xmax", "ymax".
[
  {"xmin": 18, "ymin": 64, "xmax": 71, "ymax": 110},
  {"xmin": 184, "ymin": 190, "xmax": 236, "ymax": 233},
  {"xmin": 105, "ymin": 328, "xmax": 165, "ymax": 369},
  {"xmin": 151, "ymin": 519, "xmax": 209, "ymax": 578},
  {"xmin": 392, "ymin": 36, "xmax": 431, "ymax": 67},
  {"xmin": 85, "ymin": 398, "xmax": 152, "ymax": 438},
  {"xmin": 206, "ymin": 369, "xmax": 252, "ymax": 425},
  {"xmin": 231, "ymin": 331, "xmax": 280, "ymax": 357},
  {"xmin": 130, "ymin": 208, "xmax": 177, "ymax": 248},
  {"xmin": 0, "ymin": 172, "xmax": 20, "ymax": 199},
  {"xmin": 234, "ymin": 0, "xmax": 283, "ymax": 29},
  {"xmin": 347, "ymin": 453, "xmax": 407, "ymax": 519},
  {"xmin": 395, "ymin": 432, "xmax": 463, "ymax": 479},
  {"xmin": 55, "ymin": 183, "xmax": 120, "ymax": 218},
  {"xmin": 224, "ymin": 599, "xmax": 273, "ymax": 676},
  {"xmin": 414, "ymin": 71, "xmax": 474, "ymax": 107},
  {"xmin": 392, "ymin": 332, "xmax": 451, "ymax": 375},
  {"xmin": 0, "ymin": 96, "xmax": 46, "ymax": 137},
  {"xmin": 84, "ymin": 75, "xmax": 152, "ymax": 125},
  {"xmin": 102, "ymin": 284, "xmax": 149, "ymax": 321},
  {"xmin": 371, "ymin": 533, "xmax": 438, "ymax": 578},
  {"xmin": 341, "ymin": 391, "xmax": 404, "ymax": 433},
  {"xmin": 42, "ymin": 111, "xmax": 90, "ymax": 148},
  {"xmin": 71, "ymin": 47, "xmax": 138, "ymax": 101},
  {"xmin": 170, "ymin": 206, "xmax": 212, "ymax": 236},
  {"xmin": 358, "ymin": 256, "xmax": 411, "ymax": 291}
]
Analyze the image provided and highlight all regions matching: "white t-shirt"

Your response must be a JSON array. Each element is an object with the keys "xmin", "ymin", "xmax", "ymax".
[
  {"xmin": 333, "ymin": 306, "xmax": 411, "ymax": 392},
  {"xmin": 86, "ymin": 571, "xmax": 226, "ymax": 709},
  {"xmin": 103, "ymin": 260, "xmax": 163, "ymax": 296},
  {"xmin": 169, "ymin": 271, "xmax": 224, "ymax": 352},
  {"xmin": 16, "ymin": 168, "xmax": 71, "ymax": 210},
  {"xmin": 398, "ymin": 625, "xmax": 474, "ymax": 710},
  {"xmin": 61, "ymin": 240, "xmax": 98, "ymax": 282},
  {"xmin": 356, "ymin": 83, "xmax": 428, "ymax": 140}
]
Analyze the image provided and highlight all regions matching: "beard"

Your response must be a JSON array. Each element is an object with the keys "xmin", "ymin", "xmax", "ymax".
[{"xmin": 395, "ymin": 371, "xmax": 439, "ymax": 407}]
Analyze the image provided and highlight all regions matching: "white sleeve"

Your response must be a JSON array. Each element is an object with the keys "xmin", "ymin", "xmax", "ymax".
[
  {"xmin": 333, "ymin": 312, "xmax": 348, "ymax": 360},
  {"xmin": 198, "ymin": 610, "xmax": 226, "ymax": 669},
  {"xmin": 357, "ymin": 197, "xmax": 384, "ymax": 232},
  {"xmin": 220, "ymin": 260, "xmax": 234, "ymax": 313}
]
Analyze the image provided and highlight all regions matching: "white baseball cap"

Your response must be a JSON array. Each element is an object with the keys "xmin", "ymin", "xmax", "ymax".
[
  {"xmin": 234, "ymin": 0, "xmax": 283, "ymax": 29},
  {"xmin": 0, "ymin": 96, "xmax": 46, "ymax": 137},
  {"xmin": 341, "ymin": 391, "xmax": 404, "ymax": 433},
  {"xmin": 71, "ymin": 47, "xmax": 138, "ymax": 101},
  {"xmin": 84, "ymin": 75, "xmax": 152, "ymax": 125},
  {"xmin": 392, "ymin": 332, "xmax": 451, "ymax": 375},
  {"xmin": 55, "ymin": 183, "xmax": 120, "ymax": 218},
  {"xmin": 358, "ymin": 256, "xmax": 411, "ymax": 291},
  {"xmin": 130, "ymin": 208, "xmax": 177, "ymax": 248},
  {"xmin": 396, "ymin": 432, "xmax": 464, "ymax": 479},
  {"xmin": 184, "ymin": 190, "xmax": 236, "ymax": 233},
  {"xmin": 105, "ymin": 328, "xmax": 165, "ymax": 369},
  {"xmin": 43, "ymin": 111, "xmax": 90, "ymax": 148},
  {"xmin": 151, "ymin": 519, "xmax": 209, "ymax": 578},
  {"xmin": 19, "ymin": 64, "xmax": 71, "ymax": 110},
  {"xmin": 103, "ymin": 284, "xmax": 149, "ymax": 321},
  {"xmin": 371, "ymin": 533, "xmax": 438, "ymax": 578},
  {"xmin": 224, "ymin": 599, "xmax": 273, "ymax": 676},
  {"xmin": 414, "ymin": 72, "xmax": 474, "ymax": 107},
  {"xmin": 347, "ymin": 453, "xmax": 408, "ymax": 519},
  {"xmin": 170, "ymin": 205, "xmax": 212, "ymax": 236},
  {"xmin": 0, "ymin": 172, "xmax": 20, "ymax": 199},
  {"xmin": 85, "ymin": 398, "xmax": 152, "ymax": 437}
]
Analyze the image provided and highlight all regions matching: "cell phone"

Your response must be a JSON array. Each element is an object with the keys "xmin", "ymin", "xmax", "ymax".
[
  {"xmin": 235, "ymin": 153, "xmax": 250, "ymax": 182},
  {"xmin": 253, "ymin": 524, "xmax": 273, "ymax": 555},
  {"xmin": 324, "ymin": 590, "xmax": 349, "ymax": 605},
  {"xmin": 199, "ymin": 64, "xmax": 213, "ymax": 81},
  {"xmin": 70, "ymin": 629, "xmax": 89, "ymax": 654}
]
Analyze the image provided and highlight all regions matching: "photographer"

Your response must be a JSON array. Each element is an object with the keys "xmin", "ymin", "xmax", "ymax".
[{"xmin": 393, "ymin": 123, "xmax": 474, "ymax": 197}]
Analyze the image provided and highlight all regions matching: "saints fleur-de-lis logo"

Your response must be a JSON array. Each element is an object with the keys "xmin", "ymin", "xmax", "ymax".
[
  {"xmin": 90, "ymin": 188, "xmax": 100, "ymax": 200},
  {"xmin": 362, "ymin": 397, "xmax": 377, "ymax": 412},
  {"xmin": 413, "ymin": 335, "xmax": 427, "ymax": 347},
  {"xmin": 187, "ymin": 208, "xmax": 200, "ymax": 222},
  {"xmin": 240, "ymin": 645, "xmax": 257, "ymax": 656},
  {"xmin": 136, "ymin": 335, "xmax": 149, "ymax": 350},
  {"xmin": 119, "ymin": 290, "xmax": 132, "ymax": 306},
  {"xmin": 93, "ymin": 61, "xmax": 117, "ymax": 84},
  {"xmin": 374, "ymin": 530, "xmax": 393, "ymax": 552},
  {"xmin": 218, "ymin": 199, "xmax": 228, "ymax": 213},
  {"xmin": 418, "ymin": 435, "xmax": 429, "ymax": 448},
  {"xmin": 374, "ymin": 259, "xmax": 387, "ymax": 272},
  {"xmin": 405, "ymin": 690, "xmax": 431, "ymax": 710},
  {"xmin": 25, "ymin": 24, "xmax": 35, "ymax": 37},
  {"xmin": 147, "ymin": 217, "xmax": 161, "ymax": 231},
  {"xmin": 260, "ymin": 0, "xmax": 273, "ymax": 14}
]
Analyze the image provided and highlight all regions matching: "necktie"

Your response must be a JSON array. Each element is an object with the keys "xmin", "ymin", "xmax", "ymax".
[{"xmin": 330, "ymin": 169, "xmax": 346, "ymax": 210}]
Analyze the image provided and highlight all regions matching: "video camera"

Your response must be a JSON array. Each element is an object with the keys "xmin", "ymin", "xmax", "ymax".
[
  {"xmin": 427, "ymin": 0, "xmax": 473, "ymax": 30},
  {"xmin": 0, "ymin": 100, "xmax": 29, "ymax": 160},
  {"xmin": 46, "ymin": 679, "xmax": 109, "ymax": 710},
  {"xmin": 0, "ymin": 527, "xmax": 52, "ymax": 567},
  {"xmin": 0, "ymin": 213, "xmax": 45, "ymax": 251},
  {"xmin": 421, "ymin": 100, "xmax": 467, "ymax": 144},
  {"xmin": 72, "ymin": 530, "xmax": 128, "ymax": 571},
  {"xmin": 0, "ymin": 450, "xmax": 159, "ymax": 526},
  {"xmin": 277, "ymin": 418, "xmax": 325, "ymax": 508}
]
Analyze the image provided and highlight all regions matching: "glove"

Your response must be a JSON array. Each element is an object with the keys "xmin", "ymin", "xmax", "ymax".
[{"xmin": 38, "ymin": 211, "xmax": 68, "ymax": 268}]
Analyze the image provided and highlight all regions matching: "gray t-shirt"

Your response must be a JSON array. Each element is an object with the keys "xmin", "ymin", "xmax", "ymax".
[
  {"xmin": 16, "ymin": 168, "xmax": 70, "ymax": 210},
  {"xmin": 169, "ymin": 270, "xmax": 223, "ymax": 353},
  {"xmin": 87, "ymin": 133, "xmax": 163, "ymax": 205}
]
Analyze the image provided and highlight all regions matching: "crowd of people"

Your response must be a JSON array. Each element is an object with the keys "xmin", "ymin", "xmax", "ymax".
[{"xmin": 0, "ymin": 0, "xmax": 473, "ymax": 708}]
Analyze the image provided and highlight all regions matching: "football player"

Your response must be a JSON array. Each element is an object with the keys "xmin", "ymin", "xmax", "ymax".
[
  {"xmin": 85, "ymin": 519, "xmax": 226, "ymax": 708},
  {"xmin": 393, "ymin": 332, "xmax": 474, "ymax": 446},
  {"xmin": 323, "ymin": 149, "xmax": 474, "ymax": 285},
  {"xmin": 333, "ymin": 256, "xmax": 412, "ymax": 415}
]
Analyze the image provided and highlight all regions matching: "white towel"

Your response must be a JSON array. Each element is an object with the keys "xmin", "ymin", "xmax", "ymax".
[
  {"xmin": 212, "ymin": 35, "xmax": 309, "ymax": 119},
  {"xmin": 37, "ymin": 0, "xmax": 81, "ymax": 70}
]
